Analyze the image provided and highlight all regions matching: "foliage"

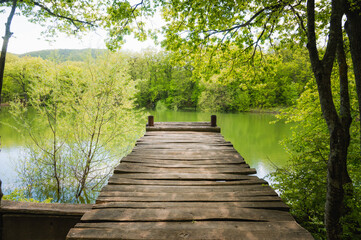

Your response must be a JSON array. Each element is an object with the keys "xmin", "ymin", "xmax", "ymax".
[
  {"xmin": 0, "ymin": 0, "xmax": 102, "ymax": 37},
  {"xmin": 198, "ymin": 81, "xmax": 249, "ymax": 112},
  {"xmin": 3, "ymin": 188, "xmax": 52, "ymax": 203},
  {"xmin": 194, "ymin": 45, "xmax": 312, "ymax": 111},
  {"xmin": 125, "ymin": 50, "xmax": 199, "ymax": 110},
  {"xmin": 270, "ymin": 68, "xmax": 361, "ymax": 239},
  {"xmin": 9, "ymin": 53, "xmax": 146, "ymax": 203},
  {"xmin": 2, "ymin": 55, "xmax": 48, "ymax": 103},
  {"xmin": 18, "ymin": 49, "xmax": 108, "ymax": 62},
  {"xmin": 4, "ymin": 47, "xmax": 312, "ymax": 113},
  {"xmin": 155, "ymin": 100, "xmax": 168, "ymax": 112}
]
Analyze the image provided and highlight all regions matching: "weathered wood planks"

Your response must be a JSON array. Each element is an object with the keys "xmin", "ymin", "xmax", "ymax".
[
  {"xmin": 66, "ymin": 121, "xmax": 313, "ymax": 240},
  {"xmin": 145, "ymin": 122, "xmax": 221, "ymax": 132}
]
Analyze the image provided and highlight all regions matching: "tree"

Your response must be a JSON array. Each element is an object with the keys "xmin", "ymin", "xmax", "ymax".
[
  {"xmin": 0, "ymin": 0, "xmax": 101, "ymax": 104},
  {"xmin": 105, "ymin": 0, "xmax": 361, "ymax": 238},
  {"xmin": 0, "ymin": 0, "xmax": 16, "ymax": 105},
  {"xmin": 4, "ymin": 56, "xmax": 48, "ymax": 103},
  {"xmin": 271, "ymin": 69, "xmax": 361, "ymax": 239},
  {"xmin": 344, "ymin": 0, "xmax": 361, "ymax": 151},
  {"xmin": 10, "ymin": 54, "xmax": 146, "ymax": 203},
  {"xmin": 125, "ymin": 50, "xmax": 198, "ymax": 110}
]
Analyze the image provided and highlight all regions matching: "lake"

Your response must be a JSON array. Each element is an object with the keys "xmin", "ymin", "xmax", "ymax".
[{"xmin": 0, "ymin": 108, "xmax": 292, "ymax": 195}]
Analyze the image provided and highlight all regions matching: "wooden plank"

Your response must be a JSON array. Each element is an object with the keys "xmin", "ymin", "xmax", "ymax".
[
  {"xmin": 80, "ymin": 207, "xmax": 295, "ymax": 222},
  {"xmin": 95, "ymin": 195, "xmax": 282, "ymax": 203},
  {"xmin": 110, "ymin": 172, "xmax": 258, "ymax": 180},
  {"xmin": 92, "ymin": 201, "xmax": 290, "ymax": 211},
  {"xmin": 73, "ymin": 221, "xmax": 303, "ymax": 231},
  {"xmin": 127, "ymin": 153, "xmax": 241, "ymax": 158},
  {"xmin": 138, "ymin": 140, "xmax": 230, "ymax": 143},
  {"xmin": 134, "ymin": 143, "xmax": 234, "ymax": 147},
  {"xmin": 116, "ymin": 162, "xmax": 248, "ymax": 168},
  {"xmin": 146, "ymin": 126, "xmax": 221, "ymax": 132},
  {"xmin": 114, "ymin": 165, "xmax": 256, "ymax": 174},
  {"xmin": 144, "ymin": 130, "xmax": 220, "ymax": 134},
  {"xmin": 136, "ymin": 142, "xmax": 231, "ymax": 146},
  {"xmin": 122, "ymin": 155, "xmax": 244, "ymax": 161},
  {"xmin": 0, "ymin": 200, "xmax": 91, "ymax": 216},
  {"xmin": 118, "ymin": 162, "xmax": 247, "ymax": 168},
  {"xmin": 150, "ymin": 122, "xmax": 211, "ymax": 125},
  {"xmin": 129, "ymin": 149, "xmax": 242, "ymax": 155},
  {"xmin": 120, "ymin": 160, "xmax": 245, "ymax": 166},
  {"xmin": 98, "ymin": 190, "xmax": 278, "ymax": 198},
  {"xmin": 114, "ymin": 168, "xmax": 254, "ymax": 174},
  {"xmin": 95, "ymin": 192, "xmax": 279, "ymax": 203},
  {"xmin": 67, "ymin": 221, "xmax": 313, "ymax": 240},
  {"xmin": 121, "ymin": 160, "xmax": 246, "ymax": 166},
  {"xmin": 101, "ymin": 184, "xmax": 275, "ymax": 193},
  {"xmin": 140, "ymin": 136, "xmax": 225, "ymax": 141},
  {"xmin": 67, "ymin": 228, "xmax": 312, "ymax": 240},
  {"xmin": 137, "ymin": 138, "xmax": 227, "ymax": 142},
  {"xmin": 126, "ymin": 154, "xmax": 241, "ymax": 158},
  {"xmin": 133, "ymin": 145, "xmax": 234, "ymax": 150},
  {"xmin": 107, "ymin": 178, "xmax": 268, "ymax": 186}
]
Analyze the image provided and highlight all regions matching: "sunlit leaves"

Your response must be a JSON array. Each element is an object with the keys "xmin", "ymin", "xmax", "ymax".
[
  {"xmin": 1, "ymin": 0, "xmax": 103, "ymax": 40},
  {"xmin": 8, "ymin": 53, "xmax": 147, "ymax": 203},
  {"xmin": 271, "ymin": 62, "xmax": 361, "ymax": 239}
]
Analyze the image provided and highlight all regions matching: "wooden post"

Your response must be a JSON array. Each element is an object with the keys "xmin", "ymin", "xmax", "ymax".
[
  {"xmin": 211, "ymin": 115, "xmax": 217, "ymax": 127},
  {"xmin": 148, "ymin": 115, "xmax": 154, "ymax": 127}
]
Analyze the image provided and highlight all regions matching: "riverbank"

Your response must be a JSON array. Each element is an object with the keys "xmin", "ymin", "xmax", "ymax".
[{"xmin": 249, "ymin": 107, "xmax": 284, "ymax": 114}]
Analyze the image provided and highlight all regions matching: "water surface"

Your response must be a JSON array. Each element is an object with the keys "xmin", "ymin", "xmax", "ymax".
[{"xmin": 1, "ymin": 109, "xmax": 292, "ymax": 194}]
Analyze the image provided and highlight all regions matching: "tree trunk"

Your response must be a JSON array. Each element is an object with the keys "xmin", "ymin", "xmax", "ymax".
[
  {"xmin": 344, "ymin": 1, "xmax": 361, "ymax": 152},
  {"xmin": 0, "ymin": 179, "xmax": 3, "ymax": 240},
  {"xmin": 325, "ymin": 126, "xmax": 352, "ymax": 239},
  {"xmin": 306, "ymin": 0, "xmax": 352, "ymax": 239},
  {"xmin": 0, "ymin": 179, "xmax": 3, "ymax": 202},
  {"xmin": 0, "ymin": 0, "xmax": 17, "ymax": 105}
]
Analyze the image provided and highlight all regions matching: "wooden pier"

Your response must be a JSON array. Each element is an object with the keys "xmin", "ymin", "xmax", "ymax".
[{"xmin": 66, "ymin": 116, "xmax": 312, "ymax": 240}]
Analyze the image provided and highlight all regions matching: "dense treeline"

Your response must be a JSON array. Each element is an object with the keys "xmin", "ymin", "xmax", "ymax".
[
  {"xmin": 18, "ymin": 49, "xmax": 108, "ymax": 62},
  {"xmin": 3, "ymin": 47, "xmax": 312, "ymax": 112}
]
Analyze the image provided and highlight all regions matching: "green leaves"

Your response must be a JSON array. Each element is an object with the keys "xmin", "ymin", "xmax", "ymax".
[
  {"xmin": 8, "ymin": 53, "xmax": 146, "ymax": 203},
  {"xmin": 270, "ymin": 59, "xmax": 361, "ymax": 239}
]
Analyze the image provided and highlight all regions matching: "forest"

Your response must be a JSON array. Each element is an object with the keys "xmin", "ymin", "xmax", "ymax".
[
  {"xmin": 1, "ymin": 0, "xmax": 361, "ymax": 239},
  {"xmin": 2, "ymin": 46, "xmax": 312, "ymax": 112}
]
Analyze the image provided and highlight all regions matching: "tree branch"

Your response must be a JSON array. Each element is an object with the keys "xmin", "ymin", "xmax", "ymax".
[
  {"xmin": 204, "ymin": 7, "xmax": 267, "ymax": 37},
  {"xmin": 0, "ymin": 0, "xmax": 17, "ymax": 104},
  {"xmin": 289, "ymin": 4, "xmax": 306, "ymax": 33},
  {"xmin": 31, "ymin": 0, "xmax": 96, "ymax": 29},
  {"xmin": 119, "ymin": 0, "xmax": 144, "ymax": 32},
  {"xmin": 306, "ymin": 0, "xmax": 320, "ymax": 68}
]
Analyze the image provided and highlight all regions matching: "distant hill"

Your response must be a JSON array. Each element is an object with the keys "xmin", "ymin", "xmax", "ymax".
[{"xmin": 18, "ymin": 49, "xmax": 108, "ymax": 62}]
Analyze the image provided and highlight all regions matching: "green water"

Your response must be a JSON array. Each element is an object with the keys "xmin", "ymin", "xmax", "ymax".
[{"xmin": 0, "ymin": 108, "xmax": 292, "ymax": 192}]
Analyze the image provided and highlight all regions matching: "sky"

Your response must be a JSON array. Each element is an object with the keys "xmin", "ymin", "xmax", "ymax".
[{"xmin": 0, "ymin": 13, "xmax": 161, "ymax": 55}]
